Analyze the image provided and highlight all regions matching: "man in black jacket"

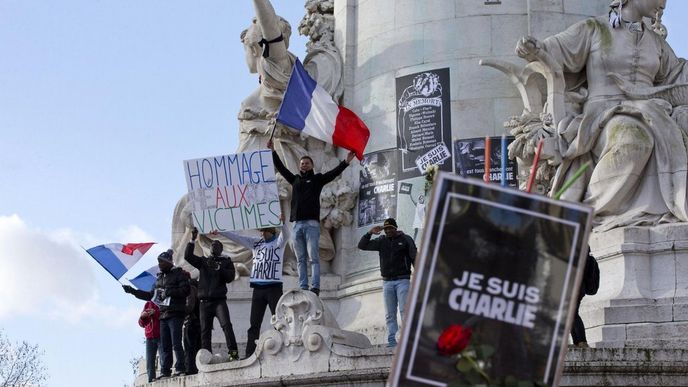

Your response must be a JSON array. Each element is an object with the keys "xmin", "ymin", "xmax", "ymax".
[
  {"xmin": 358, "ymin": 218, "xmax": 417, "ymax": 347},
  {"xmin": 268, "ymin": 139, "xmax": 355, "ymax": 296},
  {"xmin": 123, "ymin": 250, "xmax": 190, "ymax": 377},
  {"xmin": 184, "ymin": 228, "xmax": 239, "ymax": 361}
]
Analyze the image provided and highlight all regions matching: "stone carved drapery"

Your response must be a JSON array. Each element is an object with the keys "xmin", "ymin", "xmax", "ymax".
[
  {"xmin": 196, "ymin": 289, "xmax": 371, "ymax": 371},
  {"xmin": 481, "ymin": 3, "xmax": 688, "ymax": 231},
  {"xmin": 171, "ymin": 0, "xmax": 354, "ymax": 274}
]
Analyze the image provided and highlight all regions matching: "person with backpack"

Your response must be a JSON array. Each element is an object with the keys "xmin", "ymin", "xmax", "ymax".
[
  {"xmin": 184, "ymin": 229, "xmax": 239, "ymax": 361},
  {"xmin": 571, "ymin": 251, "xmax": 600, "ymax": 348}
]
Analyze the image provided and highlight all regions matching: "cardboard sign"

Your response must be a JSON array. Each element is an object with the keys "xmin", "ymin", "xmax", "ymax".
[
  {"xmin": 389, "ymin": 173, "xmax": 593, "ymax": 387},
  {"xmin": 183, "ymin": 150, "xmax": 281, "ymax": 232}
]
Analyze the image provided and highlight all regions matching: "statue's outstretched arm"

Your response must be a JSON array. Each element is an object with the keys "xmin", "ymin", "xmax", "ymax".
[{"xmin": 253, "ymin": 0, "xmax": 287, "ymax": 60}]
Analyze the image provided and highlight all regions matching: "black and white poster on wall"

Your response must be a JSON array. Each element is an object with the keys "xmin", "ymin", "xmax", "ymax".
[
  {"xmin": 396, "ymin": 68, "xmax": 453, "ymax": 180},
  {"xmin": 388, "ymin": 173, "xmax": 593, "ymax": 387},
  {"xmin": 454, "ymin": 136, "xmax": 519, "ymax": 187},
  {"xmin": 358, "ymin": 149, "xmax": 398, "ymax": 228}
]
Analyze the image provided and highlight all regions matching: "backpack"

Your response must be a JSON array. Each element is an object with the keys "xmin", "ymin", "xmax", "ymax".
[{"xmin": 583, "ymin": 253, "xmax": 600, "ymax": 295}]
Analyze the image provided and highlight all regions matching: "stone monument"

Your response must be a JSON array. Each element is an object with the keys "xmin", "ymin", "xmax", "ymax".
[
  {"xmin": 483, "ymin": 0, "xmax": 688, "ymax": 349},
  {"xmin": 136, "ymin": 0, "xmax": 684, "ymax": 385}
]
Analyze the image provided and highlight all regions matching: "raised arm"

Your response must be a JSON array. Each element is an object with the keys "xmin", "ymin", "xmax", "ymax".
[
  {"xmin": 321, "ymin": 156, "xmax": 352, "ymax": 184},
  {"xmin": 271, "ymin": 149, "xmax": 296, "ymax": 183},
  {"xmin": 123, "ymin": 285, "xmax": 153, "ymax": 301},
  {"xmin": 184, "ymin": 228, "xmax": 205, "ymax": 268},
  {"xmin": 358, "ymin": 226, "xmax": 383, "ymax": 251},
  {"xmin": 253, "ymin": 0, "xmax": 288, "ymax": 61}
]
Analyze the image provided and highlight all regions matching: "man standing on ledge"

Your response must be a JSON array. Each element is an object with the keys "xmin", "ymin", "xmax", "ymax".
[
  {"xmin": 358, "ymin": 218, "xmax": 417, "ymax": 347},
  {"xmin": 268, "ymin": 138, "xmax": 355, "ymax": 296},
  {"xmin": 184, "ymin": 228, "xmax": 239, "ymax": 361}
]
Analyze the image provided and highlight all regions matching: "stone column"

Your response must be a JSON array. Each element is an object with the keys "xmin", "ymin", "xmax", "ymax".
[{"xmin": 331, "ymin": 0, "xmax": 608, "ymax": 344}]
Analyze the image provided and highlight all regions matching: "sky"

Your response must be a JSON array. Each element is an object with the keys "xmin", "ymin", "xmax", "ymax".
[{"xmin": 1, "ymin": 1, "xmax": 688, "ymax": 386}]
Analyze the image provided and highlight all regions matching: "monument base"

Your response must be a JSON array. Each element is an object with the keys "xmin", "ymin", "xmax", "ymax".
[{"xmin": 584, "ymin": 224, "xmax": 688, "ymax": 348}]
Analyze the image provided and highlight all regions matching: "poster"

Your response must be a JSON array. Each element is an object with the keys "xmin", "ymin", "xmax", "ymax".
[
  {"xmin": 389, "ymin": 173, "xmax": 593, "ymax": 387},
  {"xmin": 396, "ymin": 68, "xmax": 453, "ymax": 179},
  {"xmin": 358, "ymin": 149, "xmax": 398, "ymax": 228},
  {"xmin": 454, "ymin": 136, "xmax": 518, "ymax": 187},
  {"xmin": 183, "ymin": 150, "xmax": 281, "ymax": 232},
  {"xmin": 395, "ymin": 176, "xmax": 428, "ymax": 244}
]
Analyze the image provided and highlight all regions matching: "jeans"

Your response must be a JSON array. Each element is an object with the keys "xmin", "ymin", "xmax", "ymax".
[
  {"xmin": 383, "ymin": 279, "xmax": 410, "ymax": 346},
  {"xmin": 145, "ymin": 338, "xmax": 160, "ymax": 382},
  {"xmin": 246, "ymin": 285, "xmax": 283, "ymax": 357},
  {"xmin": 160, "ymin": 316, "xmax": 186, "ymax": 375},
  {"xmin": 200, "ymin": 299, "xmax": 238, "ymax": 353},
  {"xmin": 183, "ymin": 319, "xmax": 201, "ymax": 374},
  {"xmin": 293, "ymin": 220, "xmax": 321, "ymax": 289},
  {"xmin": 571, "ymin": 290, "xmax": 587, "ymax": 345}
]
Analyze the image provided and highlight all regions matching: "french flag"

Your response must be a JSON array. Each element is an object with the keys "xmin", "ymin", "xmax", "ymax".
[
  {"xmin": 277, "ymin": 59, "xmax": 370, "ymax": 160},
  {"xmin": 85, "ymin": 243, "xmax": 155, "ymax": 280},
  {"xmin": 128, "ymin": 264, "xmax": 160, "ymax": 292}
]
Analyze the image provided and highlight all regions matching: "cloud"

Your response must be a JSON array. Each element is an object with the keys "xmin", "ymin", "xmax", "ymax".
[{"xmin": 0, "ymin": 214, "xmax": 162, "ymax": 327}]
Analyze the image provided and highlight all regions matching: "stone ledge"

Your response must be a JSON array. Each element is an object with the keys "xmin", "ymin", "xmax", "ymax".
[{"xmin": 561, "ymin": 348, "xmax": 688, "ymax": 387}]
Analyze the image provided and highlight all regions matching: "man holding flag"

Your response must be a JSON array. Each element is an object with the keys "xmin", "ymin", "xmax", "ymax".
[
  {"xmin": 123, "ymin": 251, "xmax": 190, "ymax": 378},
  {"xmin": 268, "ymin": 139, "xmax": 354, "ymax": 296}
]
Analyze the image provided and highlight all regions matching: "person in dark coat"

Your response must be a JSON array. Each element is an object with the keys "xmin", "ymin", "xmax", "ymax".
[
  {"xmin": 123, "ymin": 250, "xmax": 190, "ymax": 377},
  {"xmin": 358, "ymin": 218, "xmax": 417, "ymax": 347},
  {"xmin": 184, "ymin": 228, "xmax": 239, "ymax": 361},
  {"xmin": 268, "ymin": 138, "xmax": 354, "ymax": 296}
]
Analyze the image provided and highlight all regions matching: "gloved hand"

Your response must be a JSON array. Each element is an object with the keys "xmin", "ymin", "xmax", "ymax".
[
  {"xmin": 122, "ymin": 285, "xmax": 134, "ymax": 294},
  {"xmin": 191, "ymin": 227, "xmax": 198, "ymax": 241}
]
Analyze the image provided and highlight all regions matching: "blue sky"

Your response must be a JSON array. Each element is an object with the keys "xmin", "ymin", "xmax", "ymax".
[{"xmin": 1, "ymin": 1, "xmax": 687, "ymax": 386}]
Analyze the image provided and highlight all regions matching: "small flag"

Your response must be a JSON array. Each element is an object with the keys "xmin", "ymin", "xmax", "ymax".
[
  {"xmin": 85, "ymin": 243, "xmax": 155, "ymax": 280},
  {"xmin": 128, "ymin": 264, "xmax": 160, "ymax": 292},
  {"xmin": 277, "ymin": 59, "xmax": 370, "ymax": 160}
]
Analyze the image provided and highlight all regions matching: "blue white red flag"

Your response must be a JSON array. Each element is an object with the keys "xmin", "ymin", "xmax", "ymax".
[
  {"xmin": 85, "ymin": 243, "xmax": 155, "ymax": 280},
  {"xmin": 128, "ymin": 264, "xmax": 160, "ymax": 292},
  {"xmin": 277, "ymin": 59, "xmax": 370, "ymax": 160}
]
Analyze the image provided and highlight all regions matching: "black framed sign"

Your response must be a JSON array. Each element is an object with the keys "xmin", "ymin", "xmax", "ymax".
[
  {"xmin": 396, "ymin": 68, "xmax": 453, "ymax": 179},
  {"xmin": 389, "ymin": 173, "xmax": 593, "ymax": 387}
]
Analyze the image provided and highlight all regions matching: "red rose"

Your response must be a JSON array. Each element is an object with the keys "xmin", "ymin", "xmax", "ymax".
[{"xmin": 437, "ymin": 324, "xmax": 472, "ymax": 356}]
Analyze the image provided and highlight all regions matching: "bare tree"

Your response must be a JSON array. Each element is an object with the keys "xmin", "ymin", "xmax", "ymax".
[{"xmin": 0, "ymin": 330, "xmax": 48, "ymax": 387}]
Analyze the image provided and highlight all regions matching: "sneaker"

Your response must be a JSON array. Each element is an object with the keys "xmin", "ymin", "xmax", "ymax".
[
  {"xmin": 172, "ymin": 371, "xmax": 186, "ymax": 377},
  {"xmin": 156, "ymin": 374, "xmax": 170, "ymax": 380},
  {"xmin": 228, "ymin": 350, "xmax": 240, "ymax": 362},
  {"xmin": 310, "ymin": 288, "xmax": 320, "ymax": 296},
  {"xmin": 576, "ymin": 342, "xmax": 590, "ymax": 348},
  {"xmin": 387, "ymin": 342, "xmax": 397, "ymax": 348}
]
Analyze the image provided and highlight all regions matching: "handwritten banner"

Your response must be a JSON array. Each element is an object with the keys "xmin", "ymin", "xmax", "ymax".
[{"xmin": 183, "ymin": 150, "xmax": 281, "ymax": 232}]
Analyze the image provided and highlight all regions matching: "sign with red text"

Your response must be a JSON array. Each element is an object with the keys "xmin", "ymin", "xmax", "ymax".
[
  {"xmin": 389, "ymin": 173, "xmax": 593, "ymax": 387},
  {"xmin": 183, "ymin": 150, "xmax": 281, "ymax": 232}
]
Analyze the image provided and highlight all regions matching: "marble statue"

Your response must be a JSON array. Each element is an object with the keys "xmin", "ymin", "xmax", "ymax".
[
  {"xmin": 171, "ymin": 0, "xmax": 354, "ymax": 276},
  {"xmin": 195, "ymin": 289, "xmax": 371, "ymax": 376},
  {"xmin": 485, "ymin": 0, "xmax": 688, "ymax": 231}
]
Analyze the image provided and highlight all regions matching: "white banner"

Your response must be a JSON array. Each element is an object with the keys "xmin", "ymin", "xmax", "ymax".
[{"xmin": 183, "ymin": 150, "xmax": 281, "ymax": 232}]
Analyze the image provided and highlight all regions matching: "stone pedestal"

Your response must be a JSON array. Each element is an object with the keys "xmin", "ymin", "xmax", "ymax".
[{"xmin": 583, "ymin": 224, "xmax": 688, "ymax": 348}]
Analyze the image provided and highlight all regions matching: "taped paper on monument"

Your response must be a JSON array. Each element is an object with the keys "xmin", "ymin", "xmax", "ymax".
[
  {"xmin": 389, "ymin": 173, "xmax": 593, "ymax": 387},
  {"xmin": 183, "ymin": 150, "xmax": 281, "ymax": 232},
  {"xmin": 454, "ymin": 136, "xmax": 519, "ymax": 187},
  {"xmin": 358, "ymin": 149, "xmax": 398, "ymax": 228},
  {"xmin": 396, "ymin": 68, "xmax": 453, "ymax": 180}
]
